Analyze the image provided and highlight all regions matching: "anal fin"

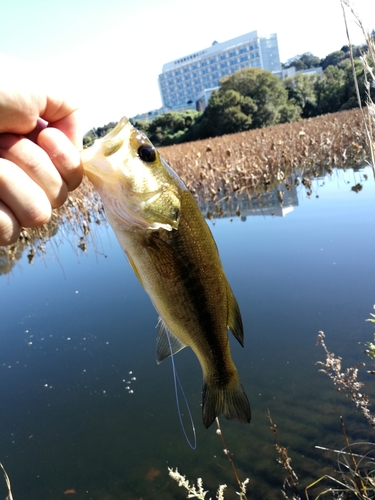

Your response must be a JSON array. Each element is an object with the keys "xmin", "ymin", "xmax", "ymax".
[
  {"xmin": 156, "ymin": 317, "xmax": 187, "ymax": 364},
  {"xmin": 227, "ymin": 285, "xmax": 244, "ymax": 347}
]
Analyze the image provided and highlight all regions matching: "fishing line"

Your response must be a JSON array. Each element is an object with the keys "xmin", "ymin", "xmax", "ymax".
[{"xmin": 166, "ymin": 331, "xmax": 197, "ymax": 450}]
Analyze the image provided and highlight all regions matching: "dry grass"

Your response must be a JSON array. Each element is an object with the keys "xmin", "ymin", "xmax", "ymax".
[
  {"xmin": 0, "ymin": 108, "xmax": 371, "ymax": 275},
  {"xmin": 317, "ymin": 331, "xmax": 375, "ymax": 428},
  {"xmin": 0, "ymin": 176, "xmax": 104, "ymax": 275},
  {"xmin": 341, "ymin": 0, "xmax": 375, "ymax": 170},
  {"xmin": 268, "ymin": 411, "xmax": 302, "ymax": 500},
  {"xmin": 308, "ymin": 331, "xmax": 375, "ymax": 500},
  {"xmin": 159, "ymin": 108, "xmax": 370, "ymax": 200}
]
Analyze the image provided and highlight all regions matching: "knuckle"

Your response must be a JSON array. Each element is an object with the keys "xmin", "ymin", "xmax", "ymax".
[
  {"xmin": 0, "ymin": 202, "xmax": 21, "ymax": 246},
  {"xmin": 50, "ymin": 185, "xmax": 68, "ymax": 209},
  {"xmin": 24, "ymin": 204, "xmax": 52, "ymax": 227}
]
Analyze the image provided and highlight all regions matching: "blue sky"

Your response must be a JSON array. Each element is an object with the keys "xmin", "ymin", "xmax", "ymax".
[{"xmin": 1, "ymin": 0, "xmax": 374, "ymax": 133}]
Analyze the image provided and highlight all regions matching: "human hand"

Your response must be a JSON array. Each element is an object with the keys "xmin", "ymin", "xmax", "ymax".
[{"xmin": 0, "ymin": 55, "xmax": 83, "ymax": 246}]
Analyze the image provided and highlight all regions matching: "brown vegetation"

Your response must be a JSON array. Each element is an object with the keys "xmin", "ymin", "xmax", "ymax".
[
  {"xmin": 0, "ymin": 108, "xmax": 371, "ymax": 275},
  {"xmin": 159, "ymin": 108, "xmax": 370, "ymax": 202},
  {"xmin": 0, "ymin": 178, "xmax": 104, "ymax": 275}
]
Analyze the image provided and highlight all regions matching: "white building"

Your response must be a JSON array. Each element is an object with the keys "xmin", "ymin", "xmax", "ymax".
[
  {"xmin": 158, "ymin": 30, "xmax": 281, "ymax": 112},
  {"xmin": 277, "ymin": 66, "xmax": 324, "ymax": 80}
]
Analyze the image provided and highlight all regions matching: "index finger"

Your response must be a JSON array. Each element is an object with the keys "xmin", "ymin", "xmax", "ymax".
[
  {"xmin": 47, "ymin": 109, "xmax": 82, "ymax": 150},
  {"xmin": 41, "ymin": 96, "xmax": 82, "ymax": 150},
  {"xmin": 0, "ymin": 55, "xmax": 82, "ymax": 148}
]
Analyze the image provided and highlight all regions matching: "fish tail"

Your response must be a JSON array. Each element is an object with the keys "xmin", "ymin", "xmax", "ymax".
[{"xmin": 202, "ymin": 374, "xmax": 251, "ymax": 429}]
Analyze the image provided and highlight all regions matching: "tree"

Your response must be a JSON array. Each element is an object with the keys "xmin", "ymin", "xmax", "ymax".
[
  {"xmin": 132, "ymin": 120, "xmax": 149, "ymax": 135},
  {"xmin": 219, "ymin": 67, "xmax": 300, "ymax": 129},
  {"xmin": 284, "ymin": 73, "xmax": 318, "ymax": 118},
  {"xmin": 283, "ymin": 52, "xmax": 321, "ymax": 70},
  {"xmin": 339, "ymin": 58, "xmax": 375, "ymax": 110},
  {"xmin": 83, "ymin": 122, "xmax": 118, "ymax": 147},
  {"xmin": 321, "ymin": 50, "xmax": 347, "ymax": 70},
  {"xmin": 144, "ymin": 110, "xmax": 201, "ymax": 146},
  {"xmin": 191, "ymin": 89, "xmax": 255, "ymax": 138},
  {"xmin": 313, "ymin": 65, "xmax": 346, "ymax": 114}
]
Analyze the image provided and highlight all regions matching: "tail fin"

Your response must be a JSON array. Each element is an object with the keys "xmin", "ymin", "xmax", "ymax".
[{"xmin": 202, "ymin": 376, "xmax": 251, "ymax": 429}]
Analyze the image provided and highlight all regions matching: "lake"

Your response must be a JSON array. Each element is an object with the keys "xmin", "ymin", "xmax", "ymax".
[{"xmin": 1, "ymin": 164, "xmax": 375, "ymax": 500}]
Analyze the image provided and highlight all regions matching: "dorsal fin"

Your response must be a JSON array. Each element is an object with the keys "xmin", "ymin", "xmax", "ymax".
[
  {"xmin": 156, "ymin": 318, "xmax": 187, "ymax": 364},
  {"xmin": 227, "ymin": 285, "xmax": 244, "ymax": 347}
]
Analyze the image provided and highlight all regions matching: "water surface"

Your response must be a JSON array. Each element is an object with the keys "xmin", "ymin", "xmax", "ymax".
[{"xmin": 1, "ymin": 165, "xmax": 375, "ymax": 499}]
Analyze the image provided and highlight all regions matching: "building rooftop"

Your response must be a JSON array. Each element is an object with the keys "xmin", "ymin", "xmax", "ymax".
[{"xmin": 162, "ymin": 30, "xmax": 259, "ymax": 72}]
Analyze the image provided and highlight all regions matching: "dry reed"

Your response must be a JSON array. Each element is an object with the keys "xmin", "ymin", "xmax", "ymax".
[
  {"xmin": 0, "ymin": 176, "xmax": 104, "ymax": 275},
  {"xmin": 341, "ymin": 0, "xmax": 375, "ymax": 170},
  {"xmin": 159, "ymin": 108, "xmax": 370, "ymax": 199},
  {"xmin": 1, "ymin": 107, "xmax": 371, "ymax": 275}
]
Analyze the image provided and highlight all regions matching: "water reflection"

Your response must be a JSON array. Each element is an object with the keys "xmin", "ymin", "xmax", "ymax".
[
  {"xmin": 0, "ymin": 164, "xmax": 375, "ymax": 499},
  {"xmin": 198, "ymin": 173, "xmax": 299, "ymax": 219},
  {"xmin": 1, "ymin": 164, "xmax": 371, "ymax": 277}
]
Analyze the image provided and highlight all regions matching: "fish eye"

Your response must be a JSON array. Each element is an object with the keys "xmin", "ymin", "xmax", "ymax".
[{"xmin": 138, "ymin": 145, "xmax": 156, "ymax": 163}]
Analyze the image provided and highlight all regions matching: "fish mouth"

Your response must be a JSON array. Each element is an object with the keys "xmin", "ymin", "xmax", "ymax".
[
  {"xmin": 81, "ymin": 117, "xmax": 133, "ymax": 185},
  {"xmin": 103, "ymin": 117, "xmax": 130, "ymax": 139}
]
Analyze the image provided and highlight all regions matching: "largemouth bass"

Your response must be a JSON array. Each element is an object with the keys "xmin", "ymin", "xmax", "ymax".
[{"xmin": 81, "ymin": 118, "xmax": 251, "ymax": 428}]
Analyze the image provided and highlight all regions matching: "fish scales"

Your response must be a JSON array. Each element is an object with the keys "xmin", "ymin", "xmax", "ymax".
[
  {"xmin": 132, "ymin": 192, "xmax": 233, "ymax": 371},
  {"xmin": 81, "ymin": 117, "xmax": 251, "ymax": 428}
]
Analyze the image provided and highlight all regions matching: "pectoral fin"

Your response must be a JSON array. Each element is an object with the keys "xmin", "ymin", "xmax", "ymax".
[
  {"xmin": 156, "ymin": 317, "xmax": 187, "ymax": 364},
  {"xmin": 125, "ymin": 251, "xmax": 144, "ymax": 287},
  {"xmin": 227, "ymin": 285, "xmax": 244, "ymax": 347},
  {"xmin": 147, "ymin": 232, "xmax": 186, "ymax": 281}
]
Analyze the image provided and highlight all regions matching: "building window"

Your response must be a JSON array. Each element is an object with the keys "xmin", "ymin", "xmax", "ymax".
[
  {"xmin": 210, "ymin": 58, "xmax": 216, "ymax": 64},
  {"xmin": 230, "ymin": 59, "xmax": 238, "ymax": 66},
  {"xmin": 229, "ymin": 51, "xmax": 236, "ymax": 57},
  {"xmin": 239, "ymin": 47, "xmax": 247, "ymax": 54},
  {"xmin": 220, "ymin": 54, "xmax": 226, "ymax": 60},
  {"xmin": 220, "ymin": 62, "xmax": 227, "ymax": 69}
]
